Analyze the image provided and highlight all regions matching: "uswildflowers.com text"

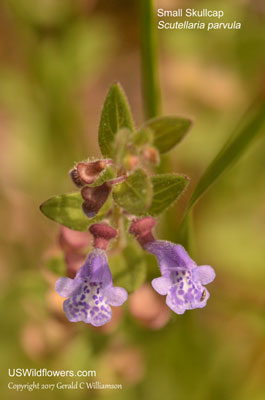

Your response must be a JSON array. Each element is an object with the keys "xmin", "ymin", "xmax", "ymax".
[{"xmin": 8, "ymin": 369, "xmax": 96, "ymax": 377}]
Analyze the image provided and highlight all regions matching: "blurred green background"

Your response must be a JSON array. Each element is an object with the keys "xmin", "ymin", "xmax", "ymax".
[{"xmin": 0, "ymin": 0, "xmax": 265, "ymax": 399}]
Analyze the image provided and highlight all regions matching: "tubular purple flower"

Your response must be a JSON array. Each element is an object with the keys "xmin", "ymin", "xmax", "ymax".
[
  {"xmin": 55, "ymin": 222, "xmax": 128, "ymax": 326},
  {"xmin": 56, "ymin": 250, "xmax": 128, "ymax": 326},
  {"xmin": 129, "ymin": 217, "xmax": 215, "ymax": 315}
]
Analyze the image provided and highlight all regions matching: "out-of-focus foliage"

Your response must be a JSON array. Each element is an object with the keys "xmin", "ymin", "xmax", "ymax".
[{"xmin": 0, "ymin": 0, "xmax": 265, "ymax": 400}]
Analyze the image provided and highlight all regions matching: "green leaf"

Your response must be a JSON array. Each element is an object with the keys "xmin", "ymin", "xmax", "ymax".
[
  {"xmin": 142, "ymin": 116, "xmax": 192, "ymax": 154},
  {"xmin": 112, "ymin": 169, "xmax": 152, "ymax": 215},
  {"xmin": 149, "ymin": 174, "xmax": 189, "ymax": 216},
  {"xmin": 98, "ymin": 82, "xmax": 134, "ymax": 157},
  {"xmin": 112, "ymin": 128, "xmax": 133, "ymax": 166},
  {"xmin": 133, "ymin": 127, "xmax": 153, "ymax": 147},
  {"xmin": 110, "ymin": 243, "xmax": 146, "ymax": 293},
  {"xmin": 186, "ymin": 99, "xmax": 265, "ymax": 213},
  {"xmin": 40, "ymin": 192, "xmax": 111, "ymax": 231}
]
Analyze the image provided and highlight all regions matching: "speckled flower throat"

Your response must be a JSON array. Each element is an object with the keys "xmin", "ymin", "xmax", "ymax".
[{"xmin": 64, "ymin": 281, "xmax": 111, "ymax": 325}]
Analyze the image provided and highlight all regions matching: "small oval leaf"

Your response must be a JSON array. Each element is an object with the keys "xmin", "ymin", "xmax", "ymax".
[
  {"xmin": 98, "ymin": 82, "xmax": 134, "ymax": 157},
  {"xmin": 112, "ymin": 169, "xmax": 152, "ymax": 215},
  {"xmin": 149, "ymin": 174, "xmax": 189, "ymax": 216},
  {"xmin": 40, "ymin": 192, "xmax": 111, "ymax": 231},
  {"xmin": 142, "ymin": 116, "xmax": 192, "ymax": 154}
]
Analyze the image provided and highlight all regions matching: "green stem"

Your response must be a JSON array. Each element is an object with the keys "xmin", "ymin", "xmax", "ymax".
[
  {"xmin": 111, "ymin": 204, "xmax": 126, "ymax": 251},
  {"xmin": 140, "ymin": 0, "xmax": 161, "ymax": 118}
]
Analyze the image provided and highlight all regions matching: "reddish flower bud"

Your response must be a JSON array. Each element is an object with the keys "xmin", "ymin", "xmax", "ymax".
[
  {"xmin": 143, "ymin": 147, "xmax": 160, "ymax": 165},
  {"xmin": 65, "ymin": 252, "xmax": 86, "ymax": 279},
  {"xmin": 81, "ymin": 175, "xmax": 127, "ymax": 219},
  {"xmin": 81, "ymin": 182, "xmax": 111, "ymax": 218},
  {"xmin": 124, "ymin": 155, "xmax": 140, "ymax": 171},
  {"xmin": 129, "ymin": 217, "xmax": 156, "ymax": 246},
  {"xmin": 89, "ymin": 223, "xmax": 117, "ymax": 250},
  {"xmin": 70, "ymin": 159, "xmax": 113, "ymax": 187},
  {"xmin": 129, "ymin": 284, "xmax": 170, "ymax": 329},
  {"xmin": 69, "ymin": 168, "xmax": 83, "ymax": 188},
  {"xmin": 59, "ymin": 227, "xmax": 91, "ymax": 252}
]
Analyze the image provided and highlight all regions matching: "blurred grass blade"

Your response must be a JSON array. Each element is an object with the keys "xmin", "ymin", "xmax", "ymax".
[
  {"xmin": 140, "ymin": 0, "xmax": 161, "ymax": 118},
  {"xmin": 186, "ymin": 97, "xmax": 265, "ymax": 213},
  {"xmin": 98, "ymin": 82, "xmax": 134, "ymax": 157},
  {"xmin": 143, "ymin": 116, "xmax": 192, "ymax": 154}
]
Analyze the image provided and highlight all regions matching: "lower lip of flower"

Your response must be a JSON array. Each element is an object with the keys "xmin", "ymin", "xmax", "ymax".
[
  {"xmin": 66, "ymin": 280, "xmax": 111, "ymax": 323},
  {"xmin": 168, "ymin": 269, "xmax": 204, "ymax": 307}
]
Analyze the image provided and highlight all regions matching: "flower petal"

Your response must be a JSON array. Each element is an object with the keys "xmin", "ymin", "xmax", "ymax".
[
  {"xmin": 55, "ymin": 277, "xmax": 82, "ymax": 298},
  {"xmin": 145, "ymin": 240, "xmax": 196, "ymax": 273},
  {"xmin": 171, "ymin": 243, "xmax": 197, "ymax": 268},
  {"xmin": 193, "ymin": 288, "xmax": 210, "ymax": 309},
  {"xmin": 165, "ymin": 293, "xmax": 186, "ymax": 314},
  {"xmin": 151, "ymin": 276, "xmax": 171, "ymax": 295},
  {"xmin": 62, "ymin": 280, "xmax": 113, "ymax": 325},
  {"xmin": 63, "ymin": 298, "xmax": 90, "ymax": 322},
  {"xmin": 193, "ymin": 265, "xmax": 216, "ymax": 285},
  {"xmin": 90, "ymin": 304, "xmax": 112, "ymax": 327},
  {"xmin": 105, "ymin": 286, "xmax": 128, "ymax": 306},
  {"xmin": 77, "ymin": 249, "xmax": 112, "ymax": 287}
]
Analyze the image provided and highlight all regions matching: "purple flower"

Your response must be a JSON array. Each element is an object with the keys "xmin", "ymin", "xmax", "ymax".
[
  {"xmin": 55, "ymin": 249, "xmax": 128, "ymax": 326},
  {"xmin": 145, "ymin": 240, "xmax": 216, "ymax": 314}
]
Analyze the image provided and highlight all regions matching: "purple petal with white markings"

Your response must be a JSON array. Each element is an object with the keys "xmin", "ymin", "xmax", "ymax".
[
  {"xmin": 192, "ymin": 265, "xmax": 216, "ymax": 285},
  {"xmin": 151, "ymin": 276, "xmax": 171, "ymax": 295},
  {"xmin": 56, "ymin": 249, "xmax": 128, "ymax": 326},
  {"xmin": 55, "ymin": 277, "xmax": 82, "ymax": 298},
  {"xmin": 104, "ymin": 287, "xmax": 128, "ymax": 306}
]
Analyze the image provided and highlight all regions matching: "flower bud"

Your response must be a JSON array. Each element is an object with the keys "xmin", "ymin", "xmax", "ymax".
[
  {"xmin": 124, "ymin": 155, "xmax": 140, "ymax": 171},
  {"xmin": 143, "ymin": 147, "xmax": 160, "ymax": 165},
  {"xmin": 70, "ymin": 159, "xmax": 113, "ymax": 187},
  {"xmin": 69, "ymin": 168, "xmax": 83, "ymax": 188},
  {"xmin": 89, "ymin": 223, "xmax": 117, "ymax": 250},
  {"xmin": 81, "ymin": 182, "xmax": 111, "ymax": 218},
  {"xmin": 59, "ymin": 227, "xmax": 91, "ymax": 251},
  {"xmin": 129, "ymin": 284, "xmax": 170, "ymax": 329},
  {"xmin": 129, "ymin": 217, "xmax": 156, "ymax": 246},
  {"xmin": 65, "ymin": 252, "xmax": 86, "ymax": 279}
]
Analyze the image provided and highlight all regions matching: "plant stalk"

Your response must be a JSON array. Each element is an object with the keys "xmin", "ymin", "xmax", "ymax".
[{"xmin": 140, "ymin": 0, "xmax": 161, "ymax": 118}]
